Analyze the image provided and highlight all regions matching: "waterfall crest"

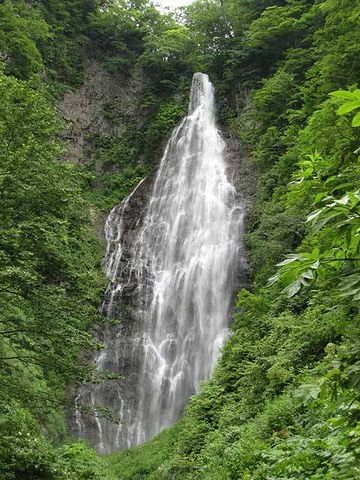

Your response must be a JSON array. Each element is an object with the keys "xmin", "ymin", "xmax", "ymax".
[{"xmin": 74, "ymin": 73, "xmax": 243, "ymax": 453}]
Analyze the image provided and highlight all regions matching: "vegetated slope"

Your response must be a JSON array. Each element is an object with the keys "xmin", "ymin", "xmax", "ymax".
[{"xmin": 107, "ymin": 1, "xmax": 360, "ymax": 479}]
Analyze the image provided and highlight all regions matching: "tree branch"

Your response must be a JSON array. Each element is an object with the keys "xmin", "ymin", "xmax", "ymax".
[{"xmin": 0, "ymin": 329, "xmax": 32, "ymax": 335}]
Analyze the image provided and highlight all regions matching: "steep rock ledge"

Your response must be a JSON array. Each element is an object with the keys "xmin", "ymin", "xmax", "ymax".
[{"xmin": 58, "ymin": 60, "xmax": 145, "ymax": 166}]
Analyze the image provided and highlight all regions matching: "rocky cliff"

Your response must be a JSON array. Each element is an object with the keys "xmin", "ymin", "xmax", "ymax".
[{"xmin": 58, "ymin": 59, "xmax": 145, "ymax": 166}]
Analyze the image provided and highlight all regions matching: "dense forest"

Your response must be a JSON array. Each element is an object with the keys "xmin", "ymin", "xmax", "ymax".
[{"xmin": 1, "ymin": 0, "xmax": 360, "ymax": 478}]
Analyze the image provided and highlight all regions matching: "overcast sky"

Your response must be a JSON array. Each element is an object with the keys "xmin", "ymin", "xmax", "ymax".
[{"xmin": 155, "ymin": 0, "xmax": 194, "ymax": 10}]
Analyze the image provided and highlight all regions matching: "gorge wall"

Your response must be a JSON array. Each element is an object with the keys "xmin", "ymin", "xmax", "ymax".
[{"xmin": 58, "ymin": 59, "xmax": 145, "ymax": 166}]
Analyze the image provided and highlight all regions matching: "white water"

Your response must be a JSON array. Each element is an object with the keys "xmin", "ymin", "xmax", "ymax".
[{"xmin": 75, "ymin": 73, "xmax": 242, "ymax": 452}]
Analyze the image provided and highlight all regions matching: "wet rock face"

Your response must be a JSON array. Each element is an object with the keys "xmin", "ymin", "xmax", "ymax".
[
  {"xmin": 224, "ymin": 130, "xmax": 256, "ymax": 291},
  {"xmin": 68, "ymin": 174, "xmax": 155, "ymax": 451}
]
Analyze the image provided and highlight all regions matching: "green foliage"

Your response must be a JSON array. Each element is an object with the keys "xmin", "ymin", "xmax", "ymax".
[
  {"xmin": 268, "ymin": 249, "xmax": 321, "ymax": 296},
  {"xmin": 0, "ymin": 0, "xmax": 50, "ymax": 79},
  {"xmin": 54, "ymin": 443, "xmax": 109, "ymax": 480},
  {"xmin": 246, "ymin": 0, "xmax": 311, "ymax": 56},
  {"xmin": 253, "ymin": 68, "xmax": 299, "ymax": 125},
  {"xmin": 0, "ymin": 58, "xmax": 104, "ymax": 473},
  {"xmin": 87, "ymin": 0, "xmax": 195, "ymax": 93},
  {"xmin": 38, "ymin": 0, "xmax": 100, "ymax": 88},
  {"xmin": 0, "ymin": 402, "xmax": 55, "ymax": 479},
  {"xmin": 330, "ymin": 89, "xmax": 360, "ymax": 127},
  {"xmin": 271, "ymin": 89, "xmax": 360, "ymax": 299},
  {"xmin": 184, "ymin": 0, "xmax": 232, "ymax": 75},
  {"xmin": 140, "ymin": 24, "xmax": 194, "ymax": 93},
  {"xmin": 143, "ymin": 101, "xmax": 185, "ymax": 161},
  {"xmin": 0, "ymin": 401, "xmax": 110, "ymax": 480},
  {"xmin": 88, "ymin": 0, "xmax": 152, "ymax": 72},
  {"xmin": 107, "ymin": 427, "xmax": 180, "ymax": 480},
  {"xmin": 87, "ymin": 165, "xmax": 148, "ymax": 212}
]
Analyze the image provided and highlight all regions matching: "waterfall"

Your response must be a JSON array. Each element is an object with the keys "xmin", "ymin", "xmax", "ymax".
[{"xmin": 74, "ymin": 73, "xmax": 243, "ymax": 453}]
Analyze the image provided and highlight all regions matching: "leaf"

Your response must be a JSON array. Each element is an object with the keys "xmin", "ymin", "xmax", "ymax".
[
  {"xmin": 303, "ymin": 168, "xmax": 313, "ymax": 178},
  {"xmin": 339, "ymin": 273, "xmax": 360, "ymax": 290},
  {"xmin": 310, "ymin": 260, "xmax": 320, "ymax": 270},
  {"xmin": 283, "ymin": 279, "xmax": 302, "ymax": 297},
  {"xmin": 337, "ymin": 101, "xmax": 360, "ymax": 116},
  {"xmin": 347, "ymin": 191, "xmax": 360, "ymax": 204},
  {"xmin": 338, "ymin": 271, "xmax": 360, "ymax": 300},
  {"xmin": 300, "ymin": 160, "xmax": 314, "ymax": 168},
  {"xmin": 346, "ymin": 228, "xmax": 352, "ymax": 248},
  {"xmin": 353, "ymin": 291, "xmax": 360, "ymax": 301},
  {"xmin": 310, "ymin": 209, "xmax": 344, "ymax": 233},
  {"xmin": 294, "ymin": 383, "xmax": 321, "ymax": 403},
  {"xmin": 267, "ymin": 272, "xmax": 280, "ymax": 287},
  {"xmin": 352, "ymin": 111, "xmax": 360, "ymax": 127},
  {"xmin": 329, "ymin": 90, "xmax": 358, "ymax": 100},
  {"xmin": 338, "ymin": 193, "xmax": 351, "ymax": 205},
  {"xmin": 276, "ymin": 254, "xmax": 301, "ymax": 266},
  {"xmin": 307, "ymin": 208, "xmax": 323, "ymax": 223},
  {"xmin": 314, "ymin": 192, "xmax": 328, "ymax": 204}
]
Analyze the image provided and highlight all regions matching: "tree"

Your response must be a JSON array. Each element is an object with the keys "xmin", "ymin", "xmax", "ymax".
[
  {"xmin": 0, "ymin": 71, "xmax": 103, "ymax": 425},
  {"xmin": 0, "ymin": 0, "xmax": 49, "ymax": 79}
]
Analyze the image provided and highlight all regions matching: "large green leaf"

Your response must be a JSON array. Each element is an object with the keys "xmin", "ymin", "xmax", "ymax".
[
  {"xmin": 352, "ymin": 111, "xmax": 360, "ymax": 127},
  {"xmin": 329, "ymin": 90, "xmax": 359, "ymax": 100}
]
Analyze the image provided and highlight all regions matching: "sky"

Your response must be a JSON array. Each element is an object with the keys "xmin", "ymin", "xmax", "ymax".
[{"xmin": 155, "ymin": 0, "xmax": 194, "ymax": 10}]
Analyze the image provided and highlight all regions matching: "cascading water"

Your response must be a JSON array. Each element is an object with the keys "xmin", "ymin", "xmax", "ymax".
[{"xmin": 74, "ymin": 73, "xmax": 243, "ymax": 453}]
